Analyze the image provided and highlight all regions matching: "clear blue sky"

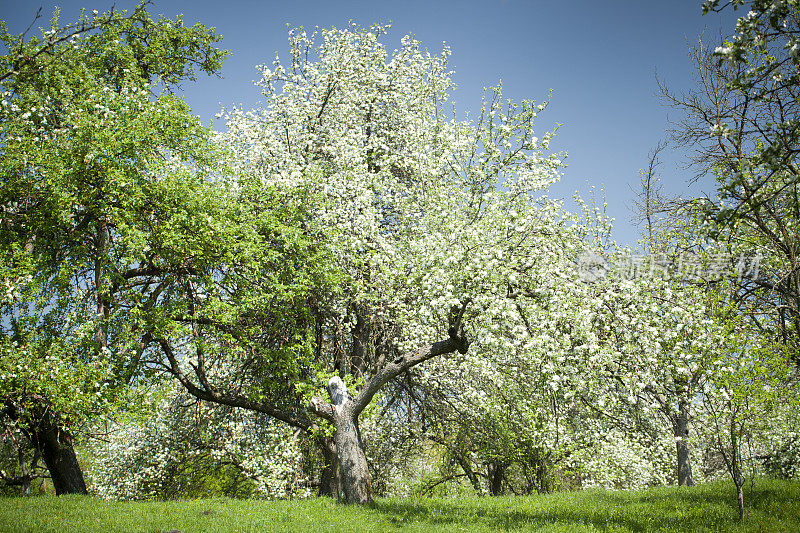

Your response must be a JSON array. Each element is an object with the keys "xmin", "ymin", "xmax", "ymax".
[{"xmin": 0, "ymin": 0, "xmax": 740, "ymax": 246}]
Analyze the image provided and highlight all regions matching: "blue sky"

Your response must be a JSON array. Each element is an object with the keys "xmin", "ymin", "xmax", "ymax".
[{"xmin": 0, "ymin": 0, "xmax": 740, "ymax": 246}]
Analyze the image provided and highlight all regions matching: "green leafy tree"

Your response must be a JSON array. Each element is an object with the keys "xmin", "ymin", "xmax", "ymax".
[
  {"xmin": 698, "ymin": 323, "xmax": 797, "ymax": 519},
  {"xmin": 0, "ymin": 3, "xmax": 227, "ymax": 494},
  {"xmin": 634, "ymin": 133, "xmax": 797, "ymax": 518},
  {"xmin": 659, "ymin": 1, "xmax": 800, "ymax": 359}
]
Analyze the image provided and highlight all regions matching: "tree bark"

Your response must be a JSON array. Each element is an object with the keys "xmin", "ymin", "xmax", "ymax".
[
  {"xmin": 4, "ymin": 400, "xmax": 87, "ymax": 495},
  {"xmin": 730, "ymin": 418, "xmax": 745, "ymax": 520},
  {"xmin": 673, "ymin": 403, "xmax": 694, "ymax": 486},
  {"xmin": 317, "ymin": 438, "xmax": 341, "ymax": 498},
  {"xmin": 317, "ymin": 376, "xmax": 373, "ymax": 504},
  {"xmin": 31, "ymin": 417, "xmax": 87, "ymax": 495},
  {"xmin": 487, "ymin": 462, "xmax": 504, "ymax": 496},
  {"xmin": 453, "ymin": 451, "xmax": 482, "ymax": 493},
  {"xmin": 333, "ymin": 405, "xmax": 372, "ymax": 504}
]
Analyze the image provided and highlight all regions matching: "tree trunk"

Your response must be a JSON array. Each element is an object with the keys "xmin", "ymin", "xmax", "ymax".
[
  {"xmin": 317, "ymin": 438, "xmax": 341, "ymax": 498},
  {"xmin": 452, "ymin": 452, "xmax": 482, "ymax": 493},
  {"xmin": 28, "ymin": 413, "xmax": 87, "ymax": 495},
  {"xmin": 673, "ymin": 404, "xmax": 694, "ymax": 486},
  {"xmin": 730, "ymin": 419, "xmax": 745, "ymax": 520},
  {"xmin": 5, "ymin": 400, "xmax": 87, "ymax": 495},
  {"xmin": 321, "ymin": 376, "xmax": 373, "ymax": 504},
  {"xmin": 334, "ymin": 409, "xmax": 372, "ymax": 504},
  {"xmin": 487, "ymin": 462, "xmax": 504, "ymax": 496},
  {"xmin": 734, "ymin": 475, "xmax": 744, "ymax": 520},
  {"xmin": 309, "ymin": 313, "xmax": 471, "ymax": 504},
  {"xmin": 533, "ymin": 453, "xmax": 550, "ymax": 494}
]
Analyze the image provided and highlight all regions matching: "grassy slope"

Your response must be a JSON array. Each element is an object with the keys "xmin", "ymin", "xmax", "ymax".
[{"xmin": 3, "ymin": 478, "xmax": 798, "ymax": 532}]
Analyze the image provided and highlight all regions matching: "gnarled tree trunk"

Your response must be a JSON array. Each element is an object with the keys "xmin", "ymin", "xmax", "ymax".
[
  {"xmin": 317, "ymin": 377, "xmax": 373, "ymax": 504},
  {"xmin": 310, "ymin": 302, "xmax": 471, "ymax": 504},
  {"xmin": 29, "ymin": 416, "xmax": 87, "ymax": 495},
  {"xmin": 487, "ymin": 462, "xmax": 504, "ymax": 496},
  {"xmin": 334, "ymin": 413, "xmax": 373, "ymax": 501}
]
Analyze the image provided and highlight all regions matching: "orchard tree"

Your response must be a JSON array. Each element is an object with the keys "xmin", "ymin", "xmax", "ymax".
[
  {"xmin": 659, "ymin": 1, "xmax": 800, "ymax": 359},
  {"xmin": 0, "ymin": 3, "xmax": 227, "ymax": 494},
  {"xmin": 697, "ymin": 325, "xmax": 797, "ymax": 519},
  {"xmin": 158, "ymin": 23, "xmax": 572, "ymax": 504},
  {"xmin": 597, "ymin": 274, "xmax": 739, "ymax": 486},
  {"xmin": 652, "ymin": 2, "xmax": 800, "ymax": 505},
  {"xmin": 402, "ymin": 204, "xmax": 619, "ymax": 495},
  {"xmin": 476, "ymin": 239, "xmax": 724, "ymax": 488}
]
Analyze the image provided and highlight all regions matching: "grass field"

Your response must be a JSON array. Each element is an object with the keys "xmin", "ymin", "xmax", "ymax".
[{"xmin": 2, "ymin": 478, "xmax": 798, "ymax": 532}]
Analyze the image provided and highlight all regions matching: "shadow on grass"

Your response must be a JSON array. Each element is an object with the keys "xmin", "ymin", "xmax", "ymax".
[{"xmin": 369, "ymin": 482, "xmax": 790, "ymax": 532}]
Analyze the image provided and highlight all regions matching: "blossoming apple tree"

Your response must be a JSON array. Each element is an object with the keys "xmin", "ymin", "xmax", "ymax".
[{"xmin": 157, "ymin": 22, "xmax": 582, "ymax": 504}]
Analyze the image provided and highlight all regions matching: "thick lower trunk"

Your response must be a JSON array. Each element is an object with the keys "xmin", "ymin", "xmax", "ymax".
[
  {"xmin": 317, "ymin": 439, "xmax": 341, "ymax": 498},
  {"xmin": 334, "ymin": 411, "xmax": 372, "ymax": 504},
  {"xmin": 487, "ymin": 462, "xmax": 504, "ymax": 496},
  {"xmin": 673, "ymin": 408, "xmax": 694, "ymax": 487},
  {"xmin": 313, "ymin": 307, "xmax": 471, "ymax": 505},
  {"xmin": 318, "ymin": 376, "xmax": 374, "ymax": 504},
  {"xmin": 5, "ymin": 400, "xmax": 87, "ymax": 495},
  {"xmin": 29, "ymin": 415, "xmax": 87, "ymax": 495}
]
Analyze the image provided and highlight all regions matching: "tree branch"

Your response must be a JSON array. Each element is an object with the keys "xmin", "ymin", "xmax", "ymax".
[
  {"xmin": 156, "ymin": 337, "xmax": 311, "ymax": 431},
  {"xmin": 351, "ymin": 300, "xmax": 470, "ymax": 417}
]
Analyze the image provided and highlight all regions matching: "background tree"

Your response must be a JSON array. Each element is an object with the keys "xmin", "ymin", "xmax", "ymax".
[
  {"xmin": 90, "ymin": 381, "xmax": 313, "ymax": 500},
  {"xmin": 696, "ymin": 318, "xmax": 797, "ymax": 519},
  {"xmin": 660, "ymin": 1, "xmax": 800, "ymax": 362},
  {"xmin": 644, "ymin": 1, "xmax": 800, "ymax": 509}
]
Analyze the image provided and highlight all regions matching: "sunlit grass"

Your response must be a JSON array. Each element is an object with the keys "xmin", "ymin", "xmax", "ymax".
[{"xmin": 3, "ymin": 477, "xmax": 798, "ymax": 532}]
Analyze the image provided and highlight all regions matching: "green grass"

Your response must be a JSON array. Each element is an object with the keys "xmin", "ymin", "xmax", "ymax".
[{"xmin": 2, "ymin": 478, "xmax": 798, "ymax": 532}]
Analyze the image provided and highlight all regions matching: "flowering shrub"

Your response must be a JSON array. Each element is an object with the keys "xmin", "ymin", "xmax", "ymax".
[
  {"xmin": 564, "ymin": 428, "xmax": 679, "ymax": 490},
  {"xmin": 89, "ymin": 383, "xmax": 311, "ymax": 500},
  {"xmin": 764, "ymin": 433, "xmax": 800, "ymax": 480}
]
